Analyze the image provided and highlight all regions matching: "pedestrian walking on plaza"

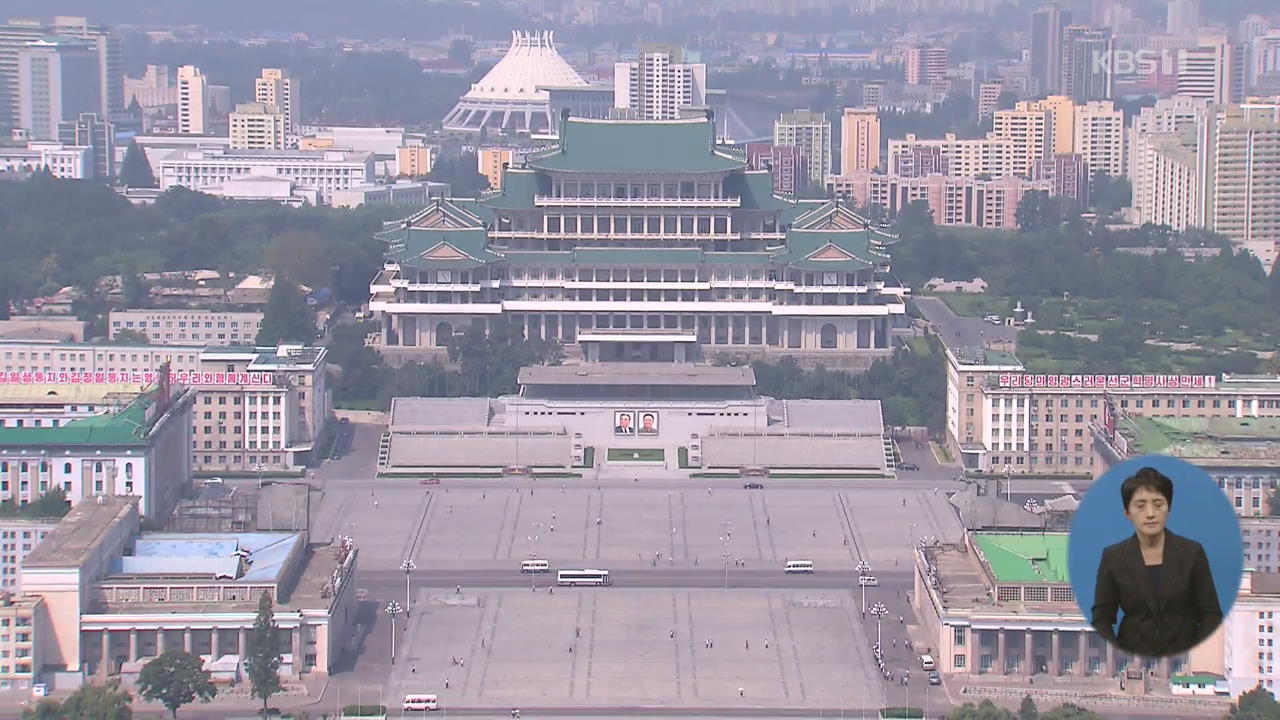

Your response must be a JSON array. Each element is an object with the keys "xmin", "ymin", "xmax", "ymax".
[
  {"xmin": 705, "ymin": 638, "xmax": 710, "ymax": 648},
  {"xmin": 812, "ymin": 530, "xmax": 816, "ymax": 538},
  {"xmin": 764, "ymin": 638, "xmax": 769, "ymax": 649},
  {"xmin": 444, "ymin": 677, "xmax": 449, "ymax": 688},
  {"xmin": 739, "ymin": 687, "xmax": 744, "ymax": 697},
  {"xmin": 745, "ymin": 640, "xmax": 749, "ymax": 650},
  {"xmin": 456, "ymin": 585, "xmax": 461, "ymax": 594},
  {"xmin": 482, "ymin": 638, "xmax": 486, "ymax": 648},
  {"xmin": 671, "ymin": 629, "xmax": 676, "ymax": 639},
  {"xmin": 411, "ymin": 665, "xmax": 416, "ymax": 673},
  {"xmin": 576, "ymin": 627, "xmax": 581, "ymax": 638},
  {"xmin": 568, "ymin": 645, "xmax": 573, "ymax": 653},
  {"xmin": 461, "ymin": 658, "xmax": 466, "ymax": 667}
]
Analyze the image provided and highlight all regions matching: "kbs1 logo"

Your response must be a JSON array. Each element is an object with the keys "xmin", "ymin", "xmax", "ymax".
[{"xmin": 1091, "ymin": 48, "xmax": 1186, "ymax": 77}]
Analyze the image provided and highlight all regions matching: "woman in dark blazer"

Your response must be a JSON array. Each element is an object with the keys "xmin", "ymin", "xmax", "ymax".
[{"xmin": 1091, "ymin": 467, "xmax": 1223, "ymax": 658}]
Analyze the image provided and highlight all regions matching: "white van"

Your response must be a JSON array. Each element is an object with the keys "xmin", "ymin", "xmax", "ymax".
[
  {"xmin": 858, "ymin": 575, "xmax": 879, "ymax": 587},
  {"xmin": 403, "ymin": 693, "xmax": 439, "ymax": 711},
  {"xmin": 920, "ymin": 654, "xmax": 936, "ymax": 671},
  {"xmin": 521, "ymin": 559, "xmax": 550, "ymax": 573},
  {"xmin": 784, "ymin": 560, "xmax": 815, "ymax": 574}
]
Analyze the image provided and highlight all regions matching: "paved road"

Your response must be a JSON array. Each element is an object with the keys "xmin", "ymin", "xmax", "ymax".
[
  {"xmin": 914, "ymin": 296, "xmax": 1017, "ymax": 351},
  {"xmin": 357, "ymin": 568, "xmax": 913, "ymax": 589}
]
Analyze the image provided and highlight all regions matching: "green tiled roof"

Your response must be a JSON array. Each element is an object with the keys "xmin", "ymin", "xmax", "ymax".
[
  {"xmin": 973, "ymin": 532, "xmax": 1071, "ymax": 584},
  {"xmin": 528, "ymin": 117, "xmax": 746, "ymax": 173},
  {"xmin": 0, "ymin": 395, "xmax": 154, "ymax": 447},
  {"xmin": 383, "ymin": 227, "xmax": 501, "ymax": 269},
  {"xmin": 481, "ymin": 169, "xmax": 549, "ymax": 209},
  {"xmin": 725, "ymin": 171, "xmax": 792, "ymax": 211},
  {"xmin": 770, "ymin": 229, "xmax": 876, "ymax": 271}
]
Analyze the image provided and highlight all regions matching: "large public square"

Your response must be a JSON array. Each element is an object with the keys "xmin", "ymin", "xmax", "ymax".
[{"xmin": 302, "ymin": 423, "xmax": 966, "ymax": 715}]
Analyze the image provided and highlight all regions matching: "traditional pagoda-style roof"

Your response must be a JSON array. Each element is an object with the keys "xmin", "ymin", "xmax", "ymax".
[
  {"xmin": 381, "ymin": 227, "xmax": 501, "ymax": 270},
  {"xmin": 724, "ymin": 170, "xmax": 792, "ymax": 211},
  {"xmin": 527, "ymin": 117, "xmax": 746, "ymax": 174}
]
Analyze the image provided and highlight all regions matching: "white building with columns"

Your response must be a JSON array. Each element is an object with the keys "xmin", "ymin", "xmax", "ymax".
[
  {"xmin": 18, "ymin": 496, "xmax": 358, "ymax": 690},
  {"xmin": 370, "ymin": 115, "xmax": 907, "ymax": 369}
]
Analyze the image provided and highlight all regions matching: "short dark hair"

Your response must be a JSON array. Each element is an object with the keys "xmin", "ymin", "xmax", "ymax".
[
  {"xmin": 1120, "ymin": 467, "xmax": 1173, "ymax": 511},
  {"xmin": 642, "ymin": 414, "xmax": 655, "ymax": 421}
]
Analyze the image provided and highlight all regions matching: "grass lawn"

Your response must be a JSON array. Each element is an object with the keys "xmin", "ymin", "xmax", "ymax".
[
  {"xmin": 573, "ymin": 447, "xmax": 595, "ymax": 469},
  {"xmin": 607, "ymin": 448, "xmax": 665, "ymax": 462},
  {"xmin": 932, "ymin": 292, "xmax": 1008, "ymax": 318},
  {"xmin": 677, "ymin": 446, "xmax": 689, "ymax": 468},
  {"xmin": 904, "ymin": 336, "xmax": 934, "ymax": 356}
]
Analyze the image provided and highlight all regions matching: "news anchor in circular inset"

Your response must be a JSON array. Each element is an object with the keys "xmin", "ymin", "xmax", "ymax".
[{"xmin": 1069, "ymin": 457, "xmax": 1242, "ymax": 659}]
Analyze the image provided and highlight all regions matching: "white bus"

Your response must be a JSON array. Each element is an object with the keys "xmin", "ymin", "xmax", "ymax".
[
  {"xmin": 521, "ymin": 559, "xmax": 550, "ymax": 573},
  {"xmin": 403, "ymin": 693, "xmax": 439, "ymax": 711},
  {"xmin": 557, "ymin": 569, "xmax": 611, "ymax": 586},
  {"xmin": 784, "ymin": 560, "xmax": 815, "ymax": 573}
]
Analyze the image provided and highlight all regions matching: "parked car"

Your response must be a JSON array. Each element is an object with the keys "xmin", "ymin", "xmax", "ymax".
[
  {"xmin": 743, "ymin": 482, "xmax": 765, "ymax": 490},
  {"xmin": 899, "ymin": 463, "xmax": 920, "ymax": 471},
  {"xmin": 928, "ymin": 671, "xmax": 942, "ymax": 685}
]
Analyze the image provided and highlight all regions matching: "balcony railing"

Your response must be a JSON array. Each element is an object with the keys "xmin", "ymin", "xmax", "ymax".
[{"xmin": 534, "ymin": 195, "xmax": 742, "ymax": 207}]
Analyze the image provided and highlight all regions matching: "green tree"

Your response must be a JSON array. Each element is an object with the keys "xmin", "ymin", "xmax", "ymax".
[
  {"xmin": 122, "ymin": 273, "xmax": 150, "ymax": 308},
  {"xmin": 1018, "ymin": 694, "xmax": 1039, "ymax": 720},
  {"xmin": 428, "ymin": 151, "xmax": 490, "ymax": 197},
  {"xmin": 947, "ymin": 698, "xmax": 1015, "ymax": 720},
  {"xmin": 256, "ymin": 274, "xmax": 316, "ymax": 345},
  {"xmin": 263, "ymin": 230, "xmax": 332, "ymax": 291},
  {"xmin": 109, "ymin": 328, "xmax": 151, "ymax": 345},
  {"xmin": 447, "ymin": 38, "xmax": 474, "ymax": 65},
  {"xmin": 138, "ymin": 650, "xmax": 216, "ymax": 718},
  {"xmin": 22, "ymin": 680, "xmax": 134, "ymax": 719},
  {"xmin": 244, "ymin": 591, "xmax": 283, "ymax": 717},
  {"xmin": 120, "ymin": 141, "xmax": 156, "ymax": 188},
  {"xmin": 1089, "ymin": 172, "xmax": 1131, "ymax": 216},
  {"xmin": 1229, "ymin": 684, "xmax": 1280, "ymax": 719},
  {"xmin": 1040, "ymin": 703, "xmax": 1104, "ymax": 720}
]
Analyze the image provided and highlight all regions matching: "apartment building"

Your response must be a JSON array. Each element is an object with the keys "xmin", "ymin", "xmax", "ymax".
[
  {"xmin": 775, "ymin": 109, "xmax": 832, "ymax": 186},
  {"xmin": 886, "ymin": 133, "xmax": 1015, "ymax": 179},
  {"xmin": 828, "ymin": 172, "xmax": 1052, "ymax": 229},
  {"xmin": 992, "ymin": 106, "xmax": 1053, "ymax": 176},
  {"xmin": 0, "ymin": 520, "xmax": 53, "ymax": 590},
  {"xmin": 840, "ymin": 107, "xmax": 880, "ymax": 174},
  {"xmin": 1128, "ymin": 95, "xmax": 1209, "ymax": 223},
  {"xmin": 175, "ymin": 64, "xmax": 206, "ymax": 135},
  {"xmin": 108, "ymin": 309, "xmax": 264, "ymax": 346},
  {"xmin": 613, "ymin": 43, "xmax": 706, "ymax": 120},
  {"xmin": 905, "ymin": 46, "xmax": 949, "ymax": 86},
  {"xmin": 254, "ymin": 68, "xmax": 298, "ymax": 134},
  {"xmin": 0, "ymin": 16, "xmax": 121, "ymax": 134},
  {"xmin": 1198, "ymin": 101, "xmax": 1280, "ymax": 245},
  {"xmin": 228, "ymin": 102, "xmax": 286, "ymax": 150},
  {"xmin": 16, "ymin": 38, "xmax": 100, "ymax": 141},
  {"xmin": 1073, "ymin": 100, "xmax": 1125, "ymax": 177}
]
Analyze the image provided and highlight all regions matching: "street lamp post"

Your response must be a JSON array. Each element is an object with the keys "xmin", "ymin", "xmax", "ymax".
[
  {"xmin": 869, "ymin": 602, "xmax": 888, "ymax": 652},
  {"xmin": 254, "ymin": 462, "xmax": 267, "ymax": 489},
  {"xmin": 385, "ymin": 600, "xmax": 403, "ymax": 665},
  {"xmin": 855, "ymin": 560, "xmax": 871, "ymax": 619},
  {"xmin": 400, "ymin": 558, "xmax": 416, "ymax": 618},
  {"xmin": 720, "ymin": 520, "xmax": 732, "ymax": 589},
  {"xmin": 528, "ymin": 521, "xmax": 544, "ymax": 589}
]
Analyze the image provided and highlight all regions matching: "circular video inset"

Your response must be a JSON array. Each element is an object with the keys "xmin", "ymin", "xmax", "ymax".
[{"xmin": 1067, "ymin": 455, "xmax": 1243, "ymax": 658}]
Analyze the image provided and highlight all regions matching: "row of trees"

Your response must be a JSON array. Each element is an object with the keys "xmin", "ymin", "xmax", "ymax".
[
  {"xmin": 950, "ymin": 686, "xmax": 1280, "ymax": 720},
  {"xmin": 738, "ymin": 334, "xmax": 946, "ymax": 433},
  {"xmin": 0, "ymin": 177, "xmax": 408, "ymax": 331},
  {"xmin": 889, "ymin": 196, "xmax": 1280, "ymax": 356},
  {"xmin": 24, "ymin": 592, "xmax": 283, "ymax": 719},
  {"xmin": 327, "ymin": 318, "xmax": 565, "ymax": 409}
]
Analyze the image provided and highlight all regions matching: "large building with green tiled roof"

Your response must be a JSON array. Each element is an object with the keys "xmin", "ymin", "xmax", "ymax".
[{"xmin": 369, "ymin": 115, "xmax": 908, "ymax": 364}]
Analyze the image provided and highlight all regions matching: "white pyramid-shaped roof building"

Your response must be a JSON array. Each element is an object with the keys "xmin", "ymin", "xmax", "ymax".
[{"xmin": 442, "ymin": 30, "xmax": 589, "ymax": 135}]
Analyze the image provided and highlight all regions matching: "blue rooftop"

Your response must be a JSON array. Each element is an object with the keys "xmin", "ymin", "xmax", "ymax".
[{"xmin": 113, "ymin": 532, "xmax": 301, "ymax": 582}]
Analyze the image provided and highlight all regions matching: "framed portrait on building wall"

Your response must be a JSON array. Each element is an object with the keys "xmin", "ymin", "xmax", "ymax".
[
  {"xmin": 613, "ymin": 411, "xmax": 635, "ymax": 435},
  {"xmin": 637, "ymin": 411, "xmax": 659, "ymax": 435}
]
